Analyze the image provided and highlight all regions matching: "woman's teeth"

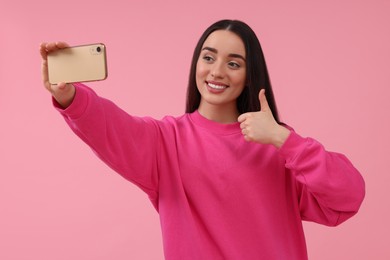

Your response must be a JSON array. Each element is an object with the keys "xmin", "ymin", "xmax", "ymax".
[{"xmin": 208, "ymin": 82, "xmax": 227, "ymax": 89}]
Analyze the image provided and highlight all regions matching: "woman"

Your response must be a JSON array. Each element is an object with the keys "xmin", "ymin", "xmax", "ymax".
[{"xmin": 40, "ymin": 20, "xmax": 365, "ymax": 260}]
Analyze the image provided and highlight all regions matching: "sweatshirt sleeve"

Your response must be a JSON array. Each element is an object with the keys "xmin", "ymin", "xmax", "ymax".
[
  {"xmin": 53, "ymin": 83, "xmax": 160, "ymax": 204},
  {"xmin": 279, "ymin": 131, "xmax": 365, "ymax": 226}
]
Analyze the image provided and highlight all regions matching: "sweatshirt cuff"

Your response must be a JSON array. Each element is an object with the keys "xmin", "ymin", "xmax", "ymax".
[
  {"xmin": 53, "ymin": 82, "xmax": 90, "ymax": 120},
  {"xmin": 278, "ymin": 131, "xmax": 308, "ymax": 164}
]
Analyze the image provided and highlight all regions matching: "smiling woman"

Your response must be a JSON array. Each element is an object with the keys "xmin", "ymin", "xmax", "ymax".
[
  {"xmin": 196, "ymin": 30, "xmax": 247, "ymax": 123},
  {"xmin": 186, "ymin": 20, "xmax": 280, "ymax": 123},
  {"xmin": 39, "ymin": 19, "xmax": 365, "ymax": 260}
]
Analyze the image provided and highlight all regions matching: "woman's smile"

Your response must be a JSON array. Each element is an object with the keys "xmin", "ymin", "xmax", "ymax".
[{"xmin": 206, "ymin": 81, "xmax": 228, "ymax": 92}]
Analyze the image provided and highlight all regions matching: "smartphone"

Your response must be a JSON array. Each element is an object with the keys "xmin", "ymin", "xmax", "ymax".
[{"xmin": 47, "ymin": 43, "xmax": 107, "ymax": 84}]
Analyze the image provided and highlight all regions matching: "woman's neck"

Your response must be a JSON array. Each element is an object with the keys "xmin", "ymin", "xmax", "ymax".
[{"xmin": 197, "ymin": 102, "xmax": 240, "ymax": 124}]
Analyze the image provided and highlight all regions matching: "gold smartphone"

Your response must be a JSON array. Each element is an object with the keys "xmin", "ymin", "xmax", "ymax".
[{"xmin": 47, "ymin": 43, "xmax": 107, "ymax": 84}]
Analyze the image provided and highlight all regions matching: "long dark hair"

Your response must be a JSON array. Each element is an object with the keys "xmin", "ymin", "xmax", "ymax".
[{"xmin": 185, "ymin": 19, "xmax": 281, "ymax": 123}]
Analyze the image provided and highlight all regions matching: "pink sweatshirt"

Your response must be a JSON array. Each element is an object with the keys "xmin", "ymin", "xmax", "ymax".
[{"xmin": 55, "ymin": 83, "xmax": 365, "ymax": 260}]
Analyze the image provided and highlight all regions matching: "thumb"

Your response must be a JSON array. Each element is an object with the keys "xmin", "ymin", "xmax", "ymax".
[
  {"xmin": 51, "ymin": 82, "xmax": 69, "ymax": 93},
  {"xmin": 259, "ymin": 89, "xmax": 270, "ymax": 112},
  {"xmin": 57, "ymin": 82, "xmax": 68, "ymax": 90}
]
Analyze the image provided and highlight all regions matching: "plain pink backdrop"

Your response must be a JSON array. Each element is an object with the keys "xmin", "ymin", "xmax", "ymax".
[{"xmin": 1, "ymin": 0, "xmax": 389, "ymax": 259}]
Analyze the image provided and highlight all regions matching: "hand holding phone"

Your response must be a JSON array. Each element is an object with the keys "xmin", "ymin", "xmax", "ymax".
[
  {"xmin": 47, "ymin": 43, "xmax": 108, "ymax": 84},
  {"xmin": 40, "ymin": 42, "xmax": 75, "ymax": 108}
]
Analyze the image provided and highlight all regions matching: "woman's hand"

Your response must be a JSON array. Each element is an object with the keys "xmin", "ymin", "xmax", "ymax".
[
  {"xmin": 40, "ymin": 42, "xmax": 76, "ymax": 108},
  {"xmin": 238, "ymin": 89, "xmax": 290, "ymax": 148}
]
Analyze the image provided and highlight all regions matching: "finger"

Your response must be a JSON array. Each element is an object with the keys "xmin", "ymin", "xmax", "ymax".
[
  {"xmin": 50, "ymin": 83, "xmax": 69, "ymax": 98},
  {"xmin": 237, "ymin": 113, "xmax": 248, "ymax": 123},
  {"xmin": 39, "ymin": 42, "xmax": 48, "ymax": 60},
  {"xmin": 45, "ymin": 41, "xmax": 70, "ymax": 52},
  {"xmin": 259, "ymin": 89, "xmax": 270, "ymax": 112},
  {"xmin": 41, "ymin": 55, "xmax": 50, "ymax": 91},
  {"xmin": 239, "ymin": 122, "xmax": 246, "ymax": 130},
  {"xmin": 243, "ymin": 134, "xmax": 252, "ymax": 142},
  {"xmin": 40, "ymin": 42, "xmax": 51, "ymax": 88},
  {"xmin": 57, "ymin": 82, "xmax": 68, "ymax": 90},
  {"xmin": 55, "ymin": 41, "xmax": 69, "ymax": 48},
  {"xmin": 40, "ymin": 42, "xmax": 69, "ymax": 60},
  {"xmin": 45, "ymin": 42, "xmax": 58, "ymax": 52}
]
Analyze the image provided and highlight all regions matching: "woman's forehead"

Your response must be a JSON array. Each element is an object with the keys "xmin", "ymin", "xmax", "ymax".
[{"xmin": 202, "ymin": 30, "xmax": 246, "ymax": 57}]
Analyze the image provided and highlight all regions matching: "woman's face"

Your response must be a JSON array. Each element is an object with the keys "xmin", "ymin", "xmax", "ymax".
[{"xmin": 196, "ymin": 30, "xmax": 246, "ymax": 114}]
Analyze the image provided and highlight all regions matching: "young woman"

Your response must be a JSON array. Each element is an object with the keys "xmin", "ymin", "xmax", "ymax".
[{"xmin": 40, "ymin": 20, "xmax": 365, "ymax": 260}]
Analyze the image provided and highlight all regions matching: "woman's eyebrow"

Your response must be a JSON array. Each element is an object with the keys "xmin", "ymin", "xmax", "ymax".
[{"xmin": 202, "ymin": 46, "xmax": 246, "ymax": 61}]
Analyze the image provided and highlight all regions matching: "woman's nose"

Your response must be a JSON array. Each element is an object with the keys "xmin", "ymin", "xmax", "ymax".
[{"xmin": 211, "ymin": 62, "xmax": 225, "ymax": 79}]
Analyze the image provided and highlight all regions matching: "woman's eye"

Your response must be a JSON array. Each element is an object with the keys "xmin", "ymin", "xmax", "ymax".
[
  {"xmin": 228, "ymin": 62, "xmax": 240, "ymax": 69},
  {"xmin": 203, "ymin": 55, "xmax": 214, "ymax": 62}
]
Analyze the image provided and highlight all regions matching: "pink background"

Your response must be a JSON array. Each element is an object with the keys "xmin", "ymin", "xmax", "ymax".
[{"xmin": 1, "ymin": 0, "xmax": 389, "ymax": 259}]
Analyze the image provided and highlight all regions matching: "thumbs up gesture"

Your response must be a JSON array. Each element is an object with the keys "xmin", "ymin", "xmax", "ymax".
[{"xmin": 237, "ymin": 89, "xmax": 290, "ymax": 148}]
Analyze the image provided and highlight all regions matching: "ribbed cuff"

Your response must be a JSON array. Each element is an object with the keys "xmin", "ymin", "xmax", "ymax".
[
  {"xmin": 278, "ymin": 131, "xmax": 307, "ymax": 164},
  {"xmin": 53, "ymin": 82, "xmax": 90, "ymax": 120}
]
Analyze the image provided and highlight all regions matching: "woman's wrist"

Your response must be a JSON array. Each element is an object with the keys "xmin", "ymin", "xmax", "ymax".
[
  {"xmin": 53, "ymin": 83, "xmax": 76, "ymax": 108},
  {"xmin": 272, "ymin": 125, "xmax": 290, "ymax": 149}
]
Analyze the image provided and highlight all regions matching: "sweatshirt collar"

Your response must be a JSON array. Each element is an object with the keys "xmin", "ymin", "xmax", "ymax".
[{"xmin": 189, "ymin": 110, "xmax": 241, "ymax": 135}]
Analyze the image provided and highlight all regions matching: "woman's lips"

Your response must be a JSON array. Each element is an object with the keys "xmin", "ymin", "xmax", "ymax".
[{"xmin": 206, "ymin": 81, "xmax": 228, "ymax": 93}]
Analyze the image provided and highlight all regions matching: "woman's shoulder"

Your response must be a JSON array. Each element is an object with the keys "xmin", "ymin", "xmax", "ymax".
[{"xmin": 159, "ymin": 113, "xmax": 193, "ymax": 128}]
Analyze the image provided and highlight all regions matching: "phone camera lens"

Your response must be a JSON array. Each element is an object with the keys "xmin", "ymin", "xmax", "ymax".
[{"xmin": 96, "ymin": 46, "xmax": 101, "ymax": 52}]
